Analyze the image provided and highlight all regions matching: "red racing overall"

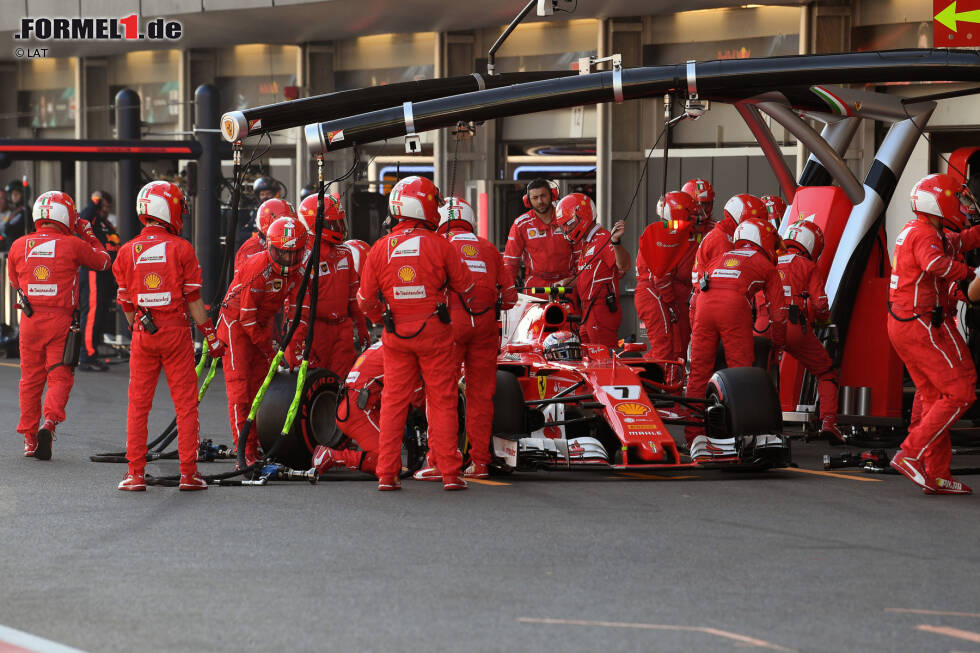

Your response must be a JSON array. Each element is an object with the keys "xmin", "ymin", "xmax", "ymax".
[
  {"xmin": 887, "ymin": 219, "xmax": 979, "ymax": 479},
  {"xmin": 685, "ymin": 246, "xmax": 786, "ymax": 443},
  {"xmin": 357, "ymin": 222, "xmax": 474, "ymax": 479},
  {"xmin": 234, "ymin": 234, "xmax": 264, "ymax": 272},
  {"xmin": 574, "ymin": 224, "xmax": 624, "ymax": 348},
  {"xmin": 287, "ymin": 242, "xmax": 365, "ymax": 377},
  {"xmin": 503, "ymin": 210, "xmax": 574, "ymax": 294},
  {"xmin": 446, "ymin": 229, "xmax": 517, "ymax": 466},
  {"xmin": 689, "ymin": 217, "xmax": 737, "ymax": 329},
  {"xmin": 113, "ymin": 225, "xmax": 205, "ymax": 476},
  {"xmin": 218, "ymin": 251, "xmax": 303, "ymax": 461},
  {"xmin": 9, "ymin": 226, "xmax": 110, "ymax": 445}
]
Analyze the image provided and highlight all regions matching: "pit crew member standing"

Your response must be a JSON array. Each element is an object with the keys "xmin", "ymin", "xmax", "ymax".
[
  {"xmin": 888, "ymin": 173, "xmax": 980, "ymax": 495},
  {"xmin": 78, "ymin": 191, "xmax": 121, "ymax": 372},
  {"xmin": 685, "ymin": 217, "xmax": 786, "ymax": 449},
  {"xmin": 218, "ymin": 216, "xmax": 307, "ymax": 467},
  {"xmin": 412, "ymin": 197, "xmax": 517, "ymax": 480},
  {"xmin": 503, "ymin": 179, "xmax": 573, "ymax": 295},
  {"xmin": 635, "ymin": 191, "xmax": 697, "ymax": 367},
  {"xmin": 762, "ymin": 220, "xmax": 841, "ymax": 443},
  {"xmin": 113, "ymin": 181, "xmax": 225, "ymax": 491},
  {"xmin": 552, "ymin": 193, "xmax": 630, "ymax": 348},
  {"xmin": 9, "ymin": 191, "xmax": 111, "ymax": 460},
  {"xmin": 288, "ymin": 193, "xmax": 367, "ymax": 377},
  {"xmin": 689, "ymin": 194, "xmax": 767, "ymax": 326},
  {"xmin": 357, "ymin": 176, "xmax": 475, "ymax": 491}
]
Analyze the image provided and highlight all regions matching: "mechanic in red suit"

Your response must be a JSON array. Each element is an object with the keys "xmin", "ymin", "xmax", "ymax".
[
  {"xmin": 312, "ymin": 341, "xmax": 426, "ymax": 478},
  {"xmin": 888, "ymin": 173, "xmax": 980, "ymax": 495},
  {"xmin": 635, "ymin": 191, "xmax": 697, "ymax": 371},
  {"xmin": 287, "ymin": 193, "xmax": 367, "ymax": 377},
  {"xmin": 689, "ymin": 194, "xmax": 768, "ymax": 329},
  {"xmin": 761, "ymin": 195, "xmax": 788, "ymax": 231},
  {"xmin": 685, "ymin": 217, "xmax": 786, "ymax": 450},
  {"xmin": 411, "ymin": 197, "xmax": 518, "ymax": 481},
  {"xmin": 758, "ymin": 220, "xmax": 842, "ymax": 443},
  {"xmin": 357, "ymin": 176, "xmax": 475, "ymax": 491},
  {"xmin": 503, "ymin": 178, "xmax": 574, "ymax": 297},
  {"xmin": 676, "ymin": 179, "xmax": 717, "ymax": 351},
  {"xmin": 234, "ymin": 198, "xmax": 294, "ymax": 271},
  {"xmin": 113, "ymin": 181, "xmax": 225, "ymax": 491},
  {"xmin": 218, "ymin": 216, "xmax": 306, "ymax": 467},
  {"xmin": 8, "ymin": 191, "xmax": 110, "ymax": 459},
  {"xmin": 552, "ymin": 193, "xmax": 630, "ymax": 348}
]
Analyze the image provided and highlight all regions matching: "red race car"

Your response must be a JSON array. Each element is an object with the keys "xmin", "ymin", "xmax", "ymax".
[{"xmin": 486, "ymin": 287, "xmax": 789, "ymax": 473}]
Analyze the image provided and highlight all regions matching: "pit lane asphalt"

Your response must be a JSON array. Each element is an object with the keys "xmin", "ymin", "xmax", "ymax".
[{"xmin": 2, "ymin": 360, "xmax": 980, "ymax": 653}]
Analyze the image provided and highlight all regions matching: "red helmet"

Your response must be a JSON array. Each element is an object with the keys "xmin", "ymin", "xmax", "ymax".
[
  {"xmin": 266, "ymin": 216, "xmax": 307, "ymax": 272},
  {"xmin": 682, "ymin": 178, "xmax": 714, "ymax": 220},
  {"xmin": 723, "ymin": 194, "xmax": 766, "ymax": 226},
  {"xmin": 136, "ymin": 181, "xmax": 186, "ymax": 234},
  {"xmin": 437, "ymin": 196, "xmax": 476, "ymax": 234},
  {"xmin": 657, "ymin": 191, "xmax": 697, "ymax": 223},
  {"xmin": 733, "ymin": 217, "xmax": 780, "ymax": 261},
  {"xmin": 388, "ymin": 176, "xmax": 443, "ymax": 228},
  {"xmin": 298, "ymin": 193, "xmax": 346, "ymax": 244},
  {"xmin": 344, "ymin": 239, "xmax": 371, "ymax": 274},
  {"xmin": 761, "ymin": 195, "xmax": 788, "ymax": 226},
  {"xmin": 911, "ymin": 173, "xmax": 977, "ymax": 231},
  {"xmin": 256, "ymin": 198, "xmax": 295, "ymax": 236},
  {"xmin": 32, "ymin": 191, "xmax": 77, "ymax": 232},
  {"xmin": 783, "ymin": 219, "xmax": 825, "ymax": 260},
  {"xmin": 554, "ymin": 193, "xmax": 596, "ymax": 243}
]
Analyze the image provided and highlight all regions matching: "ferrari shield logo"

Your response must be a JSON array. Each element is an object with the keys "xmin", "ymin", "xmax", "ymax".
[
  {"xmin": 135, "ymin": 244, "xmax": 143, "ymax": 255},
  {"xmin": 537, "ymin": 374, "xmax": 548, "ymax": 399}
]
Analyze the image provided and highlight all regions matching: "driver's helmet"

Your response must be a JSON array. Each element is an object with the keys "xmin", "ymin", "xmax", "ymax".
[{"xmin": 543, "ymin": 330, "xmax": 582, "ymax": 362}]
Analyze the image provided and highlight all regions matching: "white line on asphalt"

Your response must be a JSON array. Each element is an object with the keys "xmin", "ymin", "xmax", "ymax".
[
  {"xmin": 0, "ymin": 625, "xmax": 88, "ymax": 653},
  {"xmin": 517, "ymin": 617, "xmax": 797, "ymax": 652}
]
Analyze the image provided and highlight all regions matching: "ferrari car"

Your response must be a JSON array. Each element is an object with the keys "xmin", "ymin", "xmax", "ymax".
[{"xmin": 487, "ymin": 287, "xmax": 789, "ymax": 473}]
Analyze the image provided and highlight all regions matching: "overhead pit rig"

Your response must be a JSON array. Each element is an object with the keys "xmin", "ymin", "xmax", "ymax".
[{"xmin": 218, "ymin": 48, "xmax": 980, "ymax": 469}]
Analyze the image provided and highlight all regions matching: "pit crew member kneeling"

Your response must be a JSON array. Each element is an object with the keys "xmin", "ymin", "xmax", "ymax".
[
  {"xmin": 685, "ymin": 217, "xmax": 786, "ymax": 458},
  {"xmin": 357, "ymin": 176, "xmax": 475, "ymax": 491},
  {"xmin": 888, "ymin": 173, "xmax": 980, "ymax": 495},
  {"xmin": 552, "ymin": 193, "xmax": 630, "ymax": 348},
  {"xmin": 218, "ymin": 215, "xmax": 306, "ymax": 467}
]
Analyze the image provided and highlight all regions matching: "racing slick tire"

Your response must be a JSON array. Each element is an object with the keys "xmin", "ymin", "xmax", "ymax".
[
  {"xmin": 492, "ymin": 370, "xmax": 526, "ymax": 439},
  {"xmin": 706, "ymin": 366, "xmax": 781, "ymax": 437},
  {"xmin": 255, "ymin": 368, "xmax": 342, "ymax": 470}
]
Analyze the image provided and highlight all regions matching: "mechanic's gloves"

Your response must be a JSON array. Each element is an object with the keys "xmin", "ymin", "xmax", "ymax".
[
  {"xmin": 198, "ymin": 319, "xmax": 225, "ymax": 358},
  {"xmin": 75, "ymin": 218, "xmax": 101, "ymax": 247},
  {"xmin": 667, "ymin": 306, "xmax": 678, "ymax": 324}
]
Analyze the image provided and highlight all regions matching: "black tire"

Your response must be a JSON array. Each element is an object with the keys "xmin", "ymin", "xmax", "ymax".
[
  {"xmin": 492, "ymin": 370, "xmax": 526, "ymax": 440},
  {"xmin": 707, "ymin": 366, "xmax": 781, "ymax": 436},
  {"xmin": 255, "ymin": 367, "xmax": 342, "ymax": 469}
]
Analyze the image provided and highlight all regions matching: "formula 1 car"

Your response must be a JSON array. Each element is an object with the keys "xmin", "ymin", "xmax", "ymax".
[{"xmin": 487, "ymin": 287, "xmax": 789, "ymax": 473}]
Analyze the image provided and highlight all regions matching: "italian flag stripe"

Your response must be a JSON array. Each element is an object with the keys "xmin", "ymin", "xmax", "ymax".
[{"xmin": 810, "ymin": 86, "xmax": 851, "ymax": 117}]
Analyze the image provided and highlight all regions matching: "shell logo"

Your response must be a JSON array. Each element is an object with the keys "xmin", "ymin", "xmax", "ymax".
[
  {"xmin": 723, "ymin": 258, "xmax": 740, "ymax": 268},
  {"xmin": 615, "ymin": 402, "xmax": 650, "ymax": 416},
  {"xmin": 461, "ymin": 244, "xmax": 478, "ymax": 257},
  {"xmin": 144, "ymin": 272, "xmax": 163, "ymax": 289},
  {"xmin": 32, "ymin": 265, "xmax": 50, "ymax": 281},
  {"xmin": 398, "ymin": 266, "xmax": 416, "ymax": 282},
  {"xmin": 778, "ymin": 270, "xmax": 785, "ymax": 279}
]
